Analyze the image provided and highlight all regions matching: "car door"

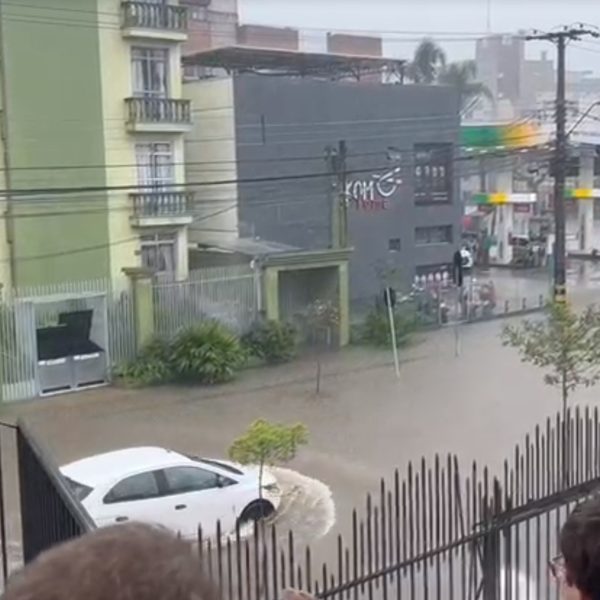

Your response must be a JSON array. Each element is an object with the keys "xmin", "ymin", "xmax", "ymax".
[
  {"xmin": 93, "ymin": 470, "xmax": 167, "ymax": 528},
  {"xmin": 159, "ymin": 466, "xmax": 236, "ymax": 539}
]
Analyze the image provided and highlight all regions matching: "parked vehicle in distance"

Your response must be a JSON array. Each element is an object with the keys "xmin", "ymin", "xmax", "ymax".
[{"xmin": 61, "ymin": 446, "xmax": 280, "ymax": 539}]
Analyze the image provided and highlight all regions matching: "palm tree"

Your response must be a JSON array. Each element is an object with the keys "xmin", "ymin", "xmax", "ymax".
[
  {"xmin": 437, "ymin": 60, "xmax": 493, "ymax": 112},
  {"xmin": 407, "ymin": 38, "xmax": 447, "ymax": 84}
]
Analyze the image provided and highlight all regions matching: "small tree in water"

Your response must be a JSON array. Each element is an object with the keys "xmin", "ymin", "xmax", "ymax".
[
  {"xmin": 502, "ymin": 301, "xmax": 600, "ymax": 420},
  {"xmin": 229, "ymin": 420, "xmax": 308, "ymax": 500}
]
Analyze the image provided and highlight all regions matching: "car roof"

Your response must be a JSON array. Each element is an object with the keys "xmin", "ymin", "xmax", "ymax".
[{"xmin": 61, "ymin": 446, "xmax": 192, "ymax": 488}]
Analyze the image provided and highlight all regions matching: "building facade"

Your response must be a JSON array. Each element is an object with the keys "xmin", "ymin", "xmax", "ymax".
[
  {"xmin": 0, "ymin": 0, "xmax": 193, "ymax": 290},
  {"xmin": 184, "ymin": 73, "xmax": 461, "ymax": 305}
]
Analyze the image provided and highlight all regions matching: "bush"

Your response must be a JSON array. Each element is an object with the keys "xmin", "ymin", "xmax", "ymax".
[
  {"xmin": 359, "ymin": 308, "xmax": 419, "ymax": 347},
  {"xmin": 117, "ymin": 337, "xmax": 173, "ymax": 387},
  {"xmin": 171, "ymin": 321, "xmax": 246, "ymax": 384},
  {"xmin": 241, "ymin": 320, "xmax": 297, "ymax": 364}
]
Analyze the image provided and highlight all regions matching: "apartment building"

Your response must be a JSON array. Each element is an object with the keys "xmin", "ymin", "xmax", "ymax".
[{"xmin": 0, "ymin": 0, "xmax": 193, "ymax": 289}]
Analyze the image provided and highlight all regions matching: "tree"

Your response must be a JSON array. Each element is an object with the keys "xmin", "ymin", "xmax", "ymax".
[
  {"xmin": 407, "ymin": 38, "xmax": 447, "ymax": 84},
  {"xmin": 302, "ymin": 299, "xmax": 340, "ymax": 395},
  {"xmin": 502, "ymin": 302, "xmax": 600, "ymax": 422},
  {"xmin": 229, "ymin": 420, "xmax": 308, "ymax": 499},
  {"xmin": 437, "ymin": 60, "xmax": 493, "ymax": 112}
]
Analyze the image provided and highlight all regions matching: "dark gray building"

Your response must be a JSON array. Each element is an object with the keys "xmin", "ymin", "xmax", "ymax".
[{"xmin": 186, "ymin": 67, "xmax": 461, "ymax": 307}]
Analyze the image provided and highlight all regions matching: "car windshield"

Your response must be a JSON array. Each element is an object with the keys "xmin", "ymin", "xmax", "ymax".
[{"xmin": 64, "ymin": 477, "xmax": 93, "ymax": 502}]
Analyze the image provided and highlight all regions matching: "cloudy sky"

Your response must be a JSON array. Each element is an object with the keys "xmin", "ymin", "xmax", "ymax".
[{"xmin": 239, "ymin": 0, "xmax": 600, "ymax": 72}]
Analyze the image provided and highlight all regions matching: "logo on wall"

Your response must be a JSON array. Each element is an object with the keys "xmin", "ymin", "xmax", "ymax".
[{"xmin": 346, "ymin": 167, "xmax": 403, "ymax": 211}]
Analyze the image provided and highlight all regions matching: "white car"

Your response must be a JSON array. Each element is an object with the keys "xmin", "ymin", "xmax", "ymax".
[{"xmin": 60, "ymin": 447, "xmax": 281, "ymax": 539}]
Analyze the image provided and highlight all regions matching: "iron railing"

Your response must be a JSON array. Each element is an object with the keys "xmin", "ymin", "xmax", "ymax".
[
  {"xmin": 131, "ymin": 191, "xmax": 192, "ymax": 218},
  {"xmin": 121, "ymin": 1, "xmax": 188, "ymax": 31},
  {"xmin": 18, "ymin": 420, "xmax": 96, "ymax": 564},
  {"xmin": 195, "ymin": 406, "xmax": 600, "ymax": 600},
  {"xmin": 125, "ymin": 97, "xmax": 191, "ymax": 126}
]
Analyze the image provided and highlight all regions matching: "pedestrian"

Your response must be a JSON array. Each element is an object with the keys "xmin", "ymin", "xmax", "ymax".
[{"xmin": 551, "ymin": 496, "xmax": 600, "ymax": 600}]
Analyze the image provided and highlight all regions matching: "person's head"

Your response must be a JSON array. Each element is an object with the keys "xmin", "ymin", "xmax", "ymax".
[
  {"xmin": 3, "ymin": 523, "xmax": 217, "ymax": 600},
  {"xmin": 558, "ymin": 496, "xmax": 600, "ymax": 600}
]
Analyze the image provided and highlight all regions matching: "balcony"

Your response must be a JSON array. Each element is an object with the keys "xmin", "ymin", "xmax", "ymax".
[
  {"xmin": 130, "ymin": 191, "xmax": 194, "ymax": 227},
  {"xmin": 125, "ymin": 97, "xmax": 192, "ymax": 133},
  {"xmin": 121, "ymin": 1, "xmax": 188, "ymax": 42}
]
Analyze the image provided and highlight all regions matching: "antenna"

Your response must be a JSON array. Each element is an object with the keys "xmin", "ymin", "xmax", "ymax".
[{"xmin": 486, "ymin": 0, "xmax": 492, "ymax": 33}]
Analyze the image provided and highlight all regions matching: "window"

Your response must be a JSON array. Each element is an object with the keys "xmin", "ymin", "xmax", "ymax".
[
  {"xmin": 104, "ymin": 472, "xmax": 160, "ymax": 504},
  {"xmin": 414, "ymin": 144, "xmax": 453, "ymax": 204},
  {"xmin": 65, "ymin": 477, "xmax": 93, "ymax": 502},
  {"xmin": 141, "ymin": 233, "xmax": 177, "ymax": 274},
  {"xmin": 136, "ymin": 142, "xmax": 174, "ymax": 189},
  {"xmin": 415, "ymin": 226, "xmax": 453, "ymax": 246},
  {"xmin": 132, "ymin": 47, "xmax": 169, "ymax": 97},
  {"xmin": 163, "ymin": 467, "xmax": 222, "ymax": 494},
  {"xmin": 388, "ymin": 238, "xmax": 401, "ymax": 252}
]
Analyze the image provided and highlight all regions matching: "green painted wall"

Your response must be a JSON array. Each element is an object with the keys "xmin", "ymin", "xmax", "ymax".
[{"xmin": 0, "ymin": 0, "xmax": 110, "ymax": 287}]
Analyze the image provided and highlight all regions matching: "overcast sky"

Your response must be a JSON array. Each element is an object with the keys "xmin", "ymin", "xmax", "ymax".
[{"xmin": 239, "ymin": 0, "xmax": 600, "ymax": 73}]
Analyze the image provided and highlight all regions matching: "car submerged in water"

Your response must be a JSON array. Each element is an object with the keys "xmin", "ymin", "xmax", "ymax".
[{"xmin": 61, "ymin": 446, "xmax": 281, "ymax": 539}]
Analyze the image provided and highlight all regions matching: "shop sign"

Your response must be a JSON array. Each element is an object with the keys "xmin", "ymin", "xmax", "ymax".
[{"xmin": 346, "ymin": 167, "xmax": 402, "ymax": 211}]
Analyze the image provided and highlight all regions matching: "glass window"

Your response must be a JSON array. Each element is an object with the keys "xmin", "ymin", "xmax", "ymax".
[
  {"xmin": 132, "ymin": 47, "xmax": 169, "ymax": 97},
  {"xmin": 140, "ymin": 233, "xmax": 177, "ymax": 274},
  {"xmin": 163, "ymin": 467, "xmax": 221, "ymax": 494},
  {"xmin": 414, "ymin": 143, "xmax": 452, "ymax": 204},
  {"xmin": 415, "ymin": 226, "xmax": 453, "ymax": 246},
  {"xmin": 388, "ymin": 238, "xmax": 401, "ymax": 252},
  {"xmin": 136, "ymin": 142, "xmax": 174, "ymax": 189},
  {"xmin": 104, "ymin": 472, "xmax": 160, "ymax": 504}
]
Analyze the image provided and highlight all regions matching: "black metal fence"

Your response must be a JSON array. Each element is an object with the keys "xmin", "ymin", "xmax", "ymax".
[
  {"xmin": 0, "ymin": 420, "xmax": 95, "ymax": 587},
  {"xmin": 197, "ymin": 406, "xmax": 600, "ymax": 600}
]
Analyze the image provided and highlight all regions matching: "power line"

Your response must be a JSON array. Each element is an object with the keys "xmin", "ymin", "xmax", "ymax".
[{"xmin": 0, "ymin": 142, "xmax": 552, "ymax": 203}]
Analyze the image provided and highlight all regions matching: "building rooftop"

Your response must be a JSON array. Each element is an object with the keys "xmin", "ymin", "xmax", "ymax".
[{"xmin": 182, "ymin": 45, "xmax": 406, "ymax": 81}]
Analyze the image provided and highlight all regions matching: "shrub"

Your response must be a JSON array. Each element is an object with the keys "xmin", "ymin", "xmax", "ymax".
[
  {"xmin": 116, "ymin": 337, "xmax": 173, "ymax": 387},
  {"xmin": 359, "ymin": 308, "xmax": 419, "ymax": 347},
  {"xmin": 241, "ymin": 320, "xmax": 297, "ymax": 364},
  {"xmin": 171, "ymin": 321, "xmax": 246, "ymax": 384}
]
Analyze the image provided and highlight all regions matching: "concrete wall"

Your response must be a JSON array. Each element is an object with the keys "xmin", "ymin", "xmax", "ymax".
[
  {"xmin": 232, "ymin": 75, "xmax": 461, "ymax": 304},
  {"xmin": 0, "ymin": 0, "xmax": 110, "ymax": 287},
  {"xmin": 183, "ymin": 77, "xmax": 239, "ymax": 245}
]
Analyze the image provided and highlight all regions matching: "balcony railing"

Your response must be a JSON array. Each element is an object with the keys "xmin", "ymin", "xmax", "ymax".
[
  {"xmin": 131, "ymin": 191, "xmax": 192, "ymax": 219},
  {"xmin": 121, "ymin": 1, "xmax": 188, "ymax": 32},
  {"xmin": 125, "ymin": 97, "xmax": 191, "ymax": 127}
]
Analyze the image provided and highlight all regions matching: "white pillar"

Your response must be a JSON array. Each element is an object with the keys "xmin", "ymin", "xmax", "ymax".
[
  {"xmin": 495, "ymin": 170, "xmax": 514, "ymax": 265},
  {"xmin": 578, "ymin": 153, "xmax": 595, "ymax": 253},
  {"xmin": 176, "ymin": 227, "xmax": 189, "ymax": 281}
]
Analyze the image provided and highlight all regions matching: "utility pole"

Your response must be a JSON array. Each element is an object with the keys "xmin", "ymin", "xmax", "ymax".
[
  {"xmin": 325, "ymin": 140, "xmax": 348, "ymax": 248},
  {"xmin": 526, "ymin": 26, "xmax": 600, "ymax": 303}
]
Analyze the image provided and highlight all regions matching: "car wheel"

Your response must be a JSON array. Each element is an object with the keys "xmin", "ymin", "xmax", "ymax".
[{"xmin": 238, "ymin": 499, "xmax": 275, "ymax": 525}]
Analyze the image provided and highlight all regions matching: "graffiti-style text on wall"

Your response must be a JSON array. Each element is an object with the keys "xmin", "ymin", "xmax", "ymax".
[{"xmin": 346, "ymin": 167, "xmax": 402, "ymax": 211}]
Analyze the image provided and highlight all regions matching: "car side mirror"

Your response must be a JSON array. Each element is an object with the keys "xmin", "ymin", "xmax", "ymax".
[{"xmin": 216, "ymin": 475, "xmax": 225, "ymax": 488}]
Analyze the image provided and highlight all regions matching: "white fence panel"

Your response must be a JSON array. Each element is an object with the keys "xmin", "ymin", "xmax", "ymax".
[{"xmin": 153, "ymin": 265, "xmax": 259, "ymax": 338}]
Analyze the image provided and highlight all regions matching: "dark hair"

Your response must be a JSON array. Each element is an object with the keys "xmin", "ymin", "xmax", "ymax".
[
  {"xmin": 3, "ymin": 523, "xmax": 218, "ymax": 600},
  {"xmin": 561, "ymin": 496, "xmax": 600, "ymax": 597}
]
